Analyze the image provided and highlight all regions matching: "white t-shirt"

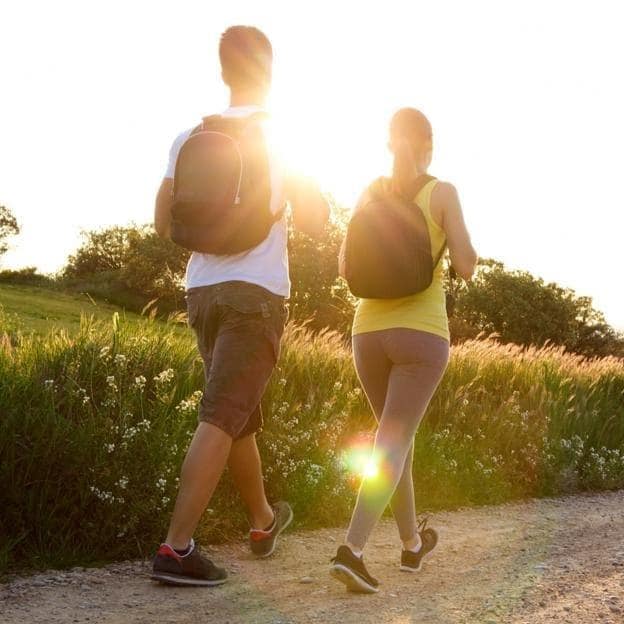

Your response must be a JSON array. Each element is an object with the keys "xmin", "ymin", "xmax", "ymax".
[{"xmin": 164, "ymin": 105, "xmax": 290, "ymax": 297}]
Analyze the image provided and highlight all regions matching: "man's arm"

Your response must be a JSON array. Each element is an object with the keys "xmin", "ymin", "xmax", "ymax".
[
  {"xmin": 286, "ymin": 175, "xmax": 330, "ymax": 238},
  {"xmin": 154, "ymin": 178, "xmax": 174, "ymax": 239}
]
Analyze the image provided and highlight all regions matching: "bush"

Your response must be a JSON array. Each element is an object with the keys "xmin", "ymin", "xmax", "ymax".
[
  {"xmin": 288, "ymin": 202, "xmax": 355, "ymax": 333},
  {"xmin": 62, "ymin": 225, "xmax": 188, "ymax": 313},
  {"xmin": 0, "ymin": 267, "xmax": 52, "ymax": 286},
  {"xmin": 1, "ymin": 312, "xmax": 623, "ymax": 573},
  {"xmin": 455, "ymin": 260, "xmax": 624, "ymax": 358}
]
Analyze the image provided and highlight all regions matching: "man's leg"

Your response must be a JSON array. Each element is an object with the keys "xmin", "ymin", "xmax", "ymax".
[
  {"xmin": 165, "ymin": 422, "xmax": 232, "ymax": 550},
  {"xmin": 228, "ymin": 433, "xmax": 274, "ymax": 530}
]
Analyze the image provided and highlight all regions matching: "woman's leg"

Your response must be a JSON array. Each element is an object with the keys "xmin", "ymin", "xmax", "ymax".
[
  {"xmin": 353, "ymin": 332, "xmax": 417, "ymax": 543},
  {"xmin": 391, "ymin": 440, "xmax": 417, "ymax": 544},
  {"xmin": 346, "ymin": 330, "xmax": 449, "ymax": 551},
  {"xmin": 352, "ymin": 332, "xmax": 392, "ymax": 419}
]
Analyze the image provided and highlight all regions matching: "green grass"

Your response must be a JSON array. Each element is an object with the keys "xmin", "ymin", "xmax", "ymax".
[
  {"xmin": 0, "ymin": 284, "xmax": 140, "ymax": 334},
  {"xmin": 1, "ymin": 286, "xmax": 623, "ymax": 575}
]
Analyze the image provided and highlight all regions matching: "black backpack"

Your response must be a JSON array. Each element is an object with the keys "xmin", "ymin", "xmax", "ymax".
[
  {"xmin": 344, "ymin": 175, "xmax": 446, "ymax": 299},
  {"xmin": 170, "ymin": 113, "xmax": 282, "ymax": 255}
]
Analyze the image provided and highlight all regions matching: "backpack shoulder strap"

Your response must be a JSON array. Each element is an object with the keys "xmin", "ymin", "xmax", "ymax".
[
  {"xmin": 366, "ymin": 176, "xmax": 392, "ymax": 200},
  {"xmin": 415, "ymin": 176, "xmax": 446, "ymax": 269},
  {"xmin": 411, "ymin": 174, "xmax": 437, "ymax": 201},
  {"xmin": 198, "ymin": 115, "xmax": 223, "ymax": 132}
]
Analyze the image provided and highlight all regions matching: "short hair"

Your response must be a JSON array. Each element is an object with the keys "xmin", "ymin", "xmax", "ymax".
[{"xmin": 219, "ymin": 26, "xmax": 273, "ymax": 90}]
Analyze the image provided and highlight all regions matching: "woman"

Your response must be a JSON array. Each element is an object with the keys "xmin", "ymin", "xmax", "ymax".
[{"xmin": 332, "ymin": 108, "xmax": 478, "ymax": 593}]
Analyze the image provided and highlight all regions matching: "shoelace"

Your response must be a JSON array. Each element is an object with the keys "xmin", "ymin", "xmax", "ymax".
[{"xmin": 417, "ymin": 515, "xmax": 430, "ymax": 534}]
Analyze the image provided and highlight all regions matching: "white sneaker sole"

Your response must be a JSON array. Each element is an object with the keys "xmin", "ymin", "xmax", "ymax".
[
  {"xmin": 330, "ymin": 564, "xmax": 378, "ymax": 594},
  {"xmin": 255, "ymin": 505, "xmax": 294, "ymax": 559},
  {"xmin": 150, "ymin": 572, "xmax": 227, "ymax": 587}
]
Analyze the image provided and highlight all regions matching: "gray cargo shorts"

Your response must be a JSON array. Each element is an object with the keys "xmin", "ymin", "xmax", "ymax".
[{"xmin": 186, "ymin": 281, "xmax": 288, "ymax": 439}]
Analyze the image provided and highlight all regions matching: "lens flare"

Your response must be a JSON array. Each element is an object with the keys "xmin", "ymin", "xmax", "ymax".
[
  {"xmin": 340, "ymin": 434, "xmax": 378, "ymax": 482},
  {"xmin": 362, "ymin": 459, "xmax": 379, "ymax": 479}
]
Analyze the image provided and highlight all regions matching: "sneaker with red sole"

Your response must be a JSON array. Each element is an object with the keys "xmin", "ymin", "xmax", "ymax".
[
  {"xmin": 150, "ymin": 540, "xmax": 227, "ymax": 586},
  {"xmin": 249, "ymin": 501, "xmax": 293, "ymax": 558}
]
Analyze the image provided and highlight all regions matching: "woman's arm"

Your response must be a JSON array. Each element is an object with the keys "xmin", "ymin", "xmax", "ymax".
[{"xmin": 431, "ymin": 182, "xmax": 478, "ymax": 280}]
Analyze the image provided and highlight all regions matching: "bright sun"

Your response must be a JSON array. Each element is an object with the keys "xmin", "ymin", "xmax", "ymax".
[{"xmin": 264, "ymin": 107, "xmax": 390, "ymax": 208}]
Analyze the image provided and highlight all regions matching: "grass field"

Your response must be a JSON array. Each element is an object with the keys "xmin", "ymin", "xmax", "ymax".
[
  {"xmin": 1, "ymin": 285, "xmax": 623, "ymax": 574},
  {"xmin": 0, "ymin": 284, "xmax": 141, "ymax": 333}
]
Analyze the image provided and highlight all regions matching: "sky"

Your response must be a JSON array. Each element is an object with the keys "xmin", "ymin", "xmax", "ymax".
[{"xmin": 1, "ymin": 0, "xmax": 623, "ymax": 329}]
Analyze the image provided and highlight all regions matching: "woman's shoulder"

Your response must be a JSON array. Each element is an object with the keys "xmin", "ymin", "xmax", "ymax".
[
  {"xmin": 429, "ymin": 180, "xmax": 460, "ymax": 229},
  {"xmin": 431, "ymin": 180, "xmax": 459, "ymax": 203}
]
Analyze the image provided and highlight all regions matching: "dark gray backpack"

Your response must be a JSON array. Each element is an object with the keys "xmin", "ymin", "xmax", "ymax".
[
  {"xmin": 170, "ymin": 113, "xmax": 282, "ymax": 255},
  {"xmin": 344, "ymin": 175, "xmax": 445, "ymax": 299}
]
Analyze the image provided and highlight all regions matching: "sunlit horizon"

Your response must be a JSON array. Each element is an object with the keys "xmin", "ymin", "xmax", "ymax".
[{"xmin": 1, "ymin": 0, "xmax": 623, "ymax": 329}]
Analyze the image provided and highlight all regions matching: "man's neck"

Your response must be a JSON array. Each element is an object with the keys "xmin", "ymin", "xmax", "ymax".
[{"xmin": 229, "ymin": 89, "xmax": 266, "ymax": 108}]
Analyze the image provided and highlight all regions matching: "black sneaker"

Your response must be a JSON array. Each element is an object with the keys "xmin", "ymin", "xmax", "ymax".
[
  {"xmin": 330, "ymin": 545, "xmax": 379, "ymax": 594},
  {"xmin": 249, "ymin": 501, "xmax": 293, "ymax": 558},
  {"xmin": 151, "ymin": 541, "xmax": 227, "ymax": 586},
  {"xmin": 400, "ymin": 517, "xmax": 439, "ymax": 572}
]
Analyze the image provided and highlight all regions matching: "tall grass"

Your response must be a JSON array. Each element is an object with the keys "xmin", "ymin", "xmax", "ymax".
[{"xmin": 1, "ymin": 313, "xmax": 623, "ymax": 573}]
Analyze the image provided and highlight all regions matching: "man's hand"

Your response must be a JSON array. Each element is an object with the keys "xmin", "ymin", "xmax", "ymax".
[
  {"xmin": 154, "ymin": 178, "xmax": 174, "ymax": 239},
  {"xmin": 287, "ymin": 175, "xmax": 330, "ymax": 238}
]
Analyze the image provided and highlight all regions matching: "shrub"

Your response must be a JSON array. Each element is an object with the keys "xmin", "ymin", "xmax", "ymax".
[
  {"xmin": 62, "ymin": 225, "xmax": 188, "ymax": 313},
  {"xmin": 0, "ymin": 267, "xmax": 51, "ymax": 286},
  {"xmin": 1, "ymin": 312, "xmax": 623, "ymax": 573},
  {"xmin": 456, "ymin": 260, "xmax": 624, "ymax": 358}
]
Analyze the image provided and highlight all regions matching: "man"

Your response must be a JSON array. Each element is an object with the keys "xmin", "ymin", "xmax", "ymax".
[{"xmin": 151, "ymin": 25, "xmax": 329, "ymax": 586}]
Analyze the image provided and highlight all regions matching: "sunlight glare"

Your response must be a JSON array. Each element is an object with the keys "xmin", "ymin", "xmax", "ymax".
[{"xmin": 341, "ymin": 434, "xmax": 379, "ymax": 481}]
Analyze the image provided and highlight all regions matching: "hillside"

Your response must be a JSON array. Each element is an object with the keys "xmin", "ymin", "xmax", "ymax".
[{"xmin": 0, "ymin": 284, "xmax": 143, "ymax": 333}]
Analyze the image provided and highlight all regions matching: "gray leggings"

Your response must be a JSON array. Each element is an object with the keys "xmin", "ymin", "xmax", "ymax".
[{"xmin": 346, "ymin": 329, "xmax": 449, "ymax": 550}]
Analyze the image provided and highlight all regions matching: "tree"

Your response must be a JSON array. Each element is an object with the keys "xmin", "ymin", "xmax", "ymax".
[
  {"xmin": 456, "ymin": 260, "xmax": 624, "ymax": 358},
  {"xmin": 63, "ymin": 226, "xmax": 136, "ymax": 277},
  {"xmin": 62, "ymin": 224, "xmax": 189, "ymax": 312},
  {"xmin": 287, "ymin": 200, "xmax": 355, "ymax": 333},
  {"xmin": 0, "ymin": 205, "xmax": 20, "ymax": 258}
]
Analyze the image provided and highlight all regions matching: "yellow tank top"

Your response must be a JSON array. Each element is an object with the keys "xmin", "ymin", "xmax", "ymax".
[{"xmin": 352, "ymin": 179, "xmax": 449, "ymax": 341}]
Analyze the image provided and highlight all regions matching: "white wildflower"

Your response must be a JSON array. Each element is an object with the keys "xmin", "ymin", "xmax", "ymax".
[
  {"xmin": 154, "ymin": 369, "xmax": 175, "ymax": 384},
  {"xmin": 122, "ymin": 427, "xmax": 138, "ymax": 440}
]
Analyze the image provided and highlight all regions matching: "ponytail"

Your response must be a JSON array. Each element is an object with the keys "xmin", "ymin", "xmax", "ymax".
[
  {"xmin": 389, "ymin": 108, "xmax": 433, "ymax": 199},
  {"xmin": 391, "ymin": 137, "xmax": 418, "ymax": 199}
]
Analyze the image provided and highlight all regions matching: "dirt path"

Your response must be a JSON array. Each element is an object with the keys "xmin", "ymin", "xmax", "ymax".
[{"xmin": 2, "ymin": 491, "xmax": 623, "ymax": 624}]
